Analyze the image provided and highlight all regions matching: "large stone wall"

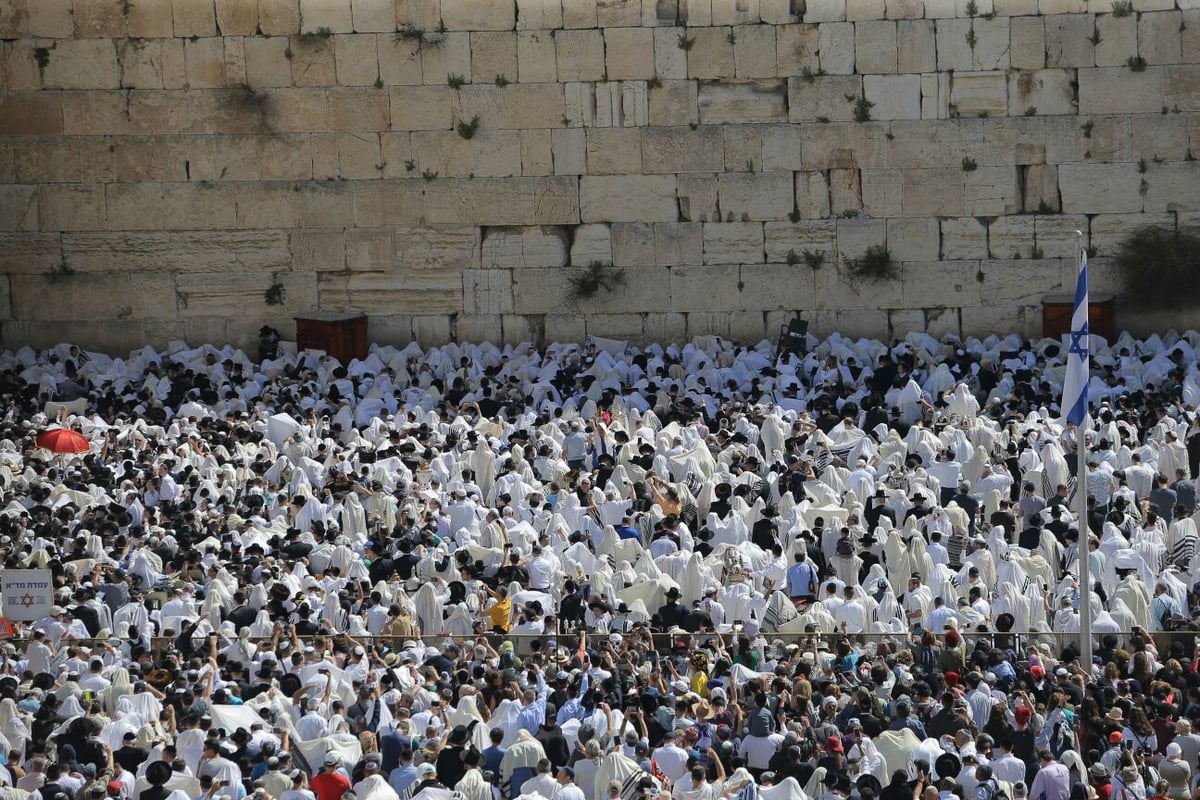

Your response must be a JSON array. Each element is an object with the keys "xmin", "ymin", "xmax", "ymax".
[{"xmin": 2, "ymin": 0, "xmax": 1200, "ymax": 352}]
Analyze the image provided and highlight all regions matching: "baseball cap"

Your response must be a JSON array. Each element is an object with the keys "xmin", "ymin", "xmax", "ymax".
[
  {"xmin": 323, "ymin": 752, "xmax": 340, "ymax": 766},
  {"xmin": 419, "ymin": 764, "xmax": 437, "ymax": 776}
]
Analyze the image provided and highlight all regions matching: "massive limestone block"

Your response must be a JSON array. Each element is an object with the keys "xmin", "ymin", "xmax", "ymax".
[
  {"xmin": 1007, "ymin": 69, "xmax": 1075, "ymax": 116},
  {"xmin": 556, "ymin": 30, "xmax": 605, "ymax": 82},
  {"xmin": 819, "ymin": 22, "xmax": 856, "ymax": 74},
  {"xmin": 733, "ymin": 25, "xmax": 778, "ymax": 79},
  {"xmin": 716, "ymin": 172, "xmax": 793, "ymax": 221},
  {"xmin": 606, "ymin": 27, "xmax": 656, "ymax": 80},
  {"xmin": 611, "ymin": 221, "xmax": 655, "ymax": 266},
  {"xmin": 580, "ymin": 175, "xmax": 678, "ymax": 223},
  {"xmin": 1058, "ymin": 163, "xmax": 1144, "ymax": 214},
  {"xmin": 702, "ymin": 222, "xmax": 764, "ymax": 264},
  {"xmin": 571, "ymin": 223, "xmax": 613, "ymax": 265},
  {"xmin": 699, "ymin": 80, "xmax": 787, "ymax": 124},
  {"xmin": 887, "ymin": 218, "xmax": 940, "ymax": 261},
  {"xmin": 863, "ymin": 74, "xmax": 921, "ymax": 120},
  {"xmin": 11, "ymin": 272, "xmax": 176, "ymax": 322},
  {"xmin": 1094, "ymin": 13, "xmax": 1137, "ymax": 67},
  {"xmin": 470, "ymin": 32, "xmax": 517, "ymax": 84},
  {"xmin": 654, "ymin": 222, "xmax": 704, "ymax": 265},
  {"xmin": 585, "ymin": 127, "xmax": 643, "ymax": 175},
  {"xmin": 43, "ymin": 39, "xmax": 120, "ymax": 90},
  {"xmin": 410, "ymin": 130, "xmax": 523, "ymax": 178},
  {"xmin": 299, "ymin": 0, "xmax": 353, "ymax": 33},
  {"xmin": 788, "ymin": 75, "xmax": 863, "ymax": 122},
  {"xmin": 441, "ymin": 0, "xmax": 515, "ymax": 31},
  {"xmin": 480, "ymin": 226, "xmax": 568, "ymax": 269},
  {"xmin": 855, "ymin": 21, "xmax": 897, "ymax": 74},
  {"xmin": 641, "ymin": 126, "xmax": 724, "ymax": 173},
  {"xmin": 950, "ymin": 71, "xmax": 1008, "ymax": 117}
]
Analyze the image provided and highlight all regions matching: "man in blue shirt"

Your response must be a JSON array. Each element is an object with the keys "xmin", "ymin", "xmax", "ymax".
[
  {"xmin": 786, "ymin": 554, "xmax": 817, "ymax": 604},
  {"xmin": 388, "ymin": 749, "xmax": 419, "ymax": 798},
  {"xmin": 516, "ymin": 668, "xmax": 549, "ymax": 734},
  {"xmin": 615, "ymin": 516, "xmax": 641, "ymax": 542},
  {"xmin": 481, "ymin": 728, "xmax": 506, "ymax": 780}
]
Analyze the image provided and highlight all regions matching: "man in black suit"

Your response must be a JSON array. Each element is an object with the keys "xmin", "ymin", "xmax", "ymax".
[{"xmin": 865, "ymin": 490, "xmax": 896, "ymax": 531}]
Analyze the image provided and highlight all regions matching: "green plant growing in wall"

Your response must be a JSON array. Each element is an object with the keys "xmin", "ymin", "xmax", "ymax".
[
  {"xmin": 647, "ymin": 76, "xmax": 662, "ymax": 88},
  {"xmin": 802, "ymin": 249, "xmax": 826, "ymax": 270},
  {"xmin": 120, "ymin": 0, "xmax": 134, "ymax": 16},
  {"xmin": 404, "ymin": 159, "xmax": 416, "ymax": 172},
  {"xmin": 33, "ymin": 46, "xmax": 50, "ymax": 69},
  {"xmin": 47, "ymin": 258, "xmax": 75, "ymax": 284},
  {"xmin": 1037, "ymin": 200, "xmax": 1057, "ymax": 214},
  {"xmin": 374, "ymin": 77, "xmax": 384, "ymax": 88},
  {"xmin": 1081, "ymin": 120, "xmax": 1093, "ymax": 137},
  {"xmin": 264, "ymin": 281, "xmax": 285, "ymax": 305},
  {"xmin": 1031, "ymin": 245, "xmax": 1044, "ymax": 259},
  {"xmin": 677, "ymin": 32, "xmax": 695, "ymax": 50},
  {"xmin": 1024, "ymin": 106, "xmax": 1037, "ymax": 116},
  {"xmin": 1110, "ymin": 0, "xmax": 1133, "ymax": 17},
  {"xmin": 494, "ymin": 74, "xmax": 509, "ymax": 87},
  {"xmin": 422, "ymin": 169, "xmax": 439, "ymax": 181},
  {"xmin": 786, "ymin": 250, "xmax": 801, "ymax": 266},
  {"xmin": 1113, "ymin": 227, "xmax": 1200, "ymax": 309},
  {"xmin": 456, "ymin": 115, "xmax": 480, "ymax": 139},
  {"xmin": 962, "ymin": 157, "xmax": 978, "ymax": 171},
  {"xmin": 1127, "ymin": 56, "xmax": 1147, "ymax": 71},
  {"xmin": 395, "ymin": 23, "xmax": 445, "ymax": 47},
  {"xmin": 852, "ymin": 97, "xmax": 873, "ymax": 122},
  {"xmin": 845, "ymin": 246, "xmax": 896, "ymax": 282},
  {"xmin": 447, "ymin": 73, "xmax": 467, "ymax": 88},
  {"xmin": 966, "ymin": 26, "xmax": 977, "ymax": 50},
  {"xmin": 299, "ymin": 26, "xmax": 333, "ymax": 44},
  {"xmin": 800, "ymin": 66, "xmax": 825, "ymax": 83},
  {"xmin": 1138, "ymin": 158, "xmax": 1148, "ymax": 173},
  {"xmin": 965, "ymin": 0, "xmax": 978, "ymax": 17},
  {"xmin": 568, "ymin": 261, "xmax": 626, "ymax": 301}
]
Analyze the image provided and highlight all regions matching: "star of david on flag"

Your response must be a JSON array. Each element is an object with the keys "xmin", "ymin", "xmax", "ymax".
[{"xmin": 1061, "ymin": 249, "xmax": 1089, "ymax": 426}]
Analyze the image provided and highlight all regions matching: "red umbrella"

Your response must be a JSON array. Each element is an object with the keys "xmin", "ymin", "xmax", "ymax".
[{"xmin": 35, "ymin": 428, "xmax": 90, "ymax": 454}]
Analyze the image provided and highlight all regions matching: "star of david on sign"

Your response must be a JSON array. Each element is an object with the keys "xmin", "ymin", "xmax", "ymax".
[
  {"xmin": 1069, "ymin": 323, "xmax": 1089, "ymax": 358},
  {"xmin": 19, "ymin": 593, "xmax": 35, "ymax": 607}
]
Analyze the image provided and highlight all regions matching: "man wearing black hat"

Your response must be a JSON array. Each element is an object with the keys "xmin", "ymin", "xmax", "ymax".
[
  {"xmin": 656, "ymin": 587, "xmax": 687, "ymax": 630},
  {"xmin": 865, "ymin": 490, "xmax": 895, "ymax": 534}
]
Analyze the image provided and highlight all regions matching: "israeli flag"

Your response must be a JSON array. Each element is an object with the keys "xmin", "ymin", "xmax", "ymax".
[{"xmin": 1061, "ymin": 249, "xmax": 1089, "ymax": 426}]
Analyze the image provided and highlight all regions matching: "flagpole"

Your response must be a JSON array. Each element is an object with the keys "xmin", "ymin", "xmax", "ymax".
[{"xmin": 1074, "ymin": 229, "xmax": 1093, "ymax": 673}]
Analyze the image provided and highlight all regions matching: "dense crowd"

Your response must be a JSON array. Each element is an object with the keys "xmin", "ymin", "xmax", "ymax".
[{"xmin": 1, "ymin": 329, "xmax": 1200, "ymax": 800}]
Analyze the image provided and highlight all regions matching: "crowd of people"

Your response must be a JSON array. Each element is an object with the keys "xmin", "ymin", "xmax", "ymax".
[{"xmin": 1, "ymin": 328, "xmax": 1200, "ymax": 800}]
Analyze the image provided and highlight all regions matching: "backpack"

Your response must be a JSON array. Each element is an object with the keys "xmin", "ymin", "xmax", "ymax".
[
  {"xmin": 976, "ymin": 779, "xmax": 1010, "ymax": 800},
  {"xmin": 1049, "ymin": 719, "xmax": 1075, "ymax": 759}
]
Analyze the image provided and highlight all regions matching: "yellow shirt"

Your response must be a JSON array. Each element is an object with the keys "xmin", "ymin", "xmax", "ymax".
[{"xmin": 489, "ymin": 597, "xmax": 512, "ymax": 631}]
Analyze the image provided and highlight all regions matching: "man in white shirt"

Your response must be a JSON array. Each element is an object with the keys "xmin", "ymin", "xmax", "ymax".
[
  {"xmin": 652, "ymin": 730, "xmax": 691, "ymax": 785},
  {"xmin": 927, "ymin": 596, "xmax": 956, "ymax": 634},
  {"xmin": 526, "ymin": 547, "xmax": 554, "ymax": 591},
  {"xmin": 834, "ymin": 586, "xmax": 868, "ymax": 634},
  {"xmin": 550, "ymin": 767, "xmax": 584, "ymax": 800},
  {"xmin": 26, "ymin": 630, "xmax": 54, "ymax": 675}
]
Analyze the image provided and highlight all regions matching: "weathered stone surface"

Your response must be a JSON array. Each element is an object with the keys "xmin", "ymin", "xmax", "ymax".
[
  {"xmin": 1045, "ymin": 13, "xmax": 1095, "ymax": 68},
  {"xmin": 788, "ymin": 75, "xmax": 863, "ymax": 122},
  {"xmin": 716, "ymin": 172, "xmax": 793, "ymax": 221},
  {"xmin": 580, "ymin": 175, "xmax": 677, "ymax": 223},
  {"xmin": 697, "ymin": 80, "xmax": 787, "ymax": 124},
  {"xmin": 855, "ymin": 20, "xmax": 896, "ymax": 74},
  {"xmin": 556, "ymin": 29, "xmax": 605, "ymax": 82},
  {"xmin": 640, "ymin": 126, "xmax": 723, "ymax": 173},
  {"xmin": 686, "ymin": 27, "xmax": 735, "ymax": 80},
  {"xmin": 12, "ymin": 271, "xmax": 175, "ymax": 322},
  {"xmin": 1059, "ymin": 163, "xmax": 1144, "ymax": 213},
  {"xmin": 863, "ymin": 74, "xmax": 921, "ymax": 120},
  {"xmin": 606, "ymin": 27, "xmax": 656, "ymax": 80},
  {"xmin": 1007, "ymin": 69, "xmax": 1075, "ymax": 116},
  {"xmin": 950, "ymin": 71, "xmax": 1008, "ymax": 117},
  {"xmin": 480, "ymin": 226, "xmax": 567, "ymax": 269},
  {"xmin": 940, "ymin": 217, "xmax": 988, "ymax": 259},
  {"xmin": 42, "ymin": 39, "xmax": 119, "ymax": 89},
  {"xmin": 1095, "ymin": 14, "xmax": 1136, "ymax": 67}
]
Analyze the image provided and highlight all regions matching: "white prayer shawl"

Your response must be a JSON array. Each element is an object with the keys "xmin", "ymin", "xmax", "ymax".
[
  {"xmin": 760, "ymin": 778, "xmax": 810, "ymax": 800},
  {"xmin": 595, "ymin": 752, "xmax": 659, "ymax": 800},
  {"xmin": 1166, "ymin": 517, "xmax": 1198, "ymax": 570},
  {"xmin": 414, "ymin": 581, "xmax": 446, "ymax": 635},
  {"xmin": 1114, "ymin": 573, "xmax": 1152, "ymax": 630}
]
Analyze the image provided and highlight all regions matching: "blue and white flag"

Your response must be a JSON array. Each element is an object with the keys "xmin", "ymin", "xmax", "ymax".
[{"xmin": 1061, "ymin": 249, "xmax": 1089, "ymax": 425}]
